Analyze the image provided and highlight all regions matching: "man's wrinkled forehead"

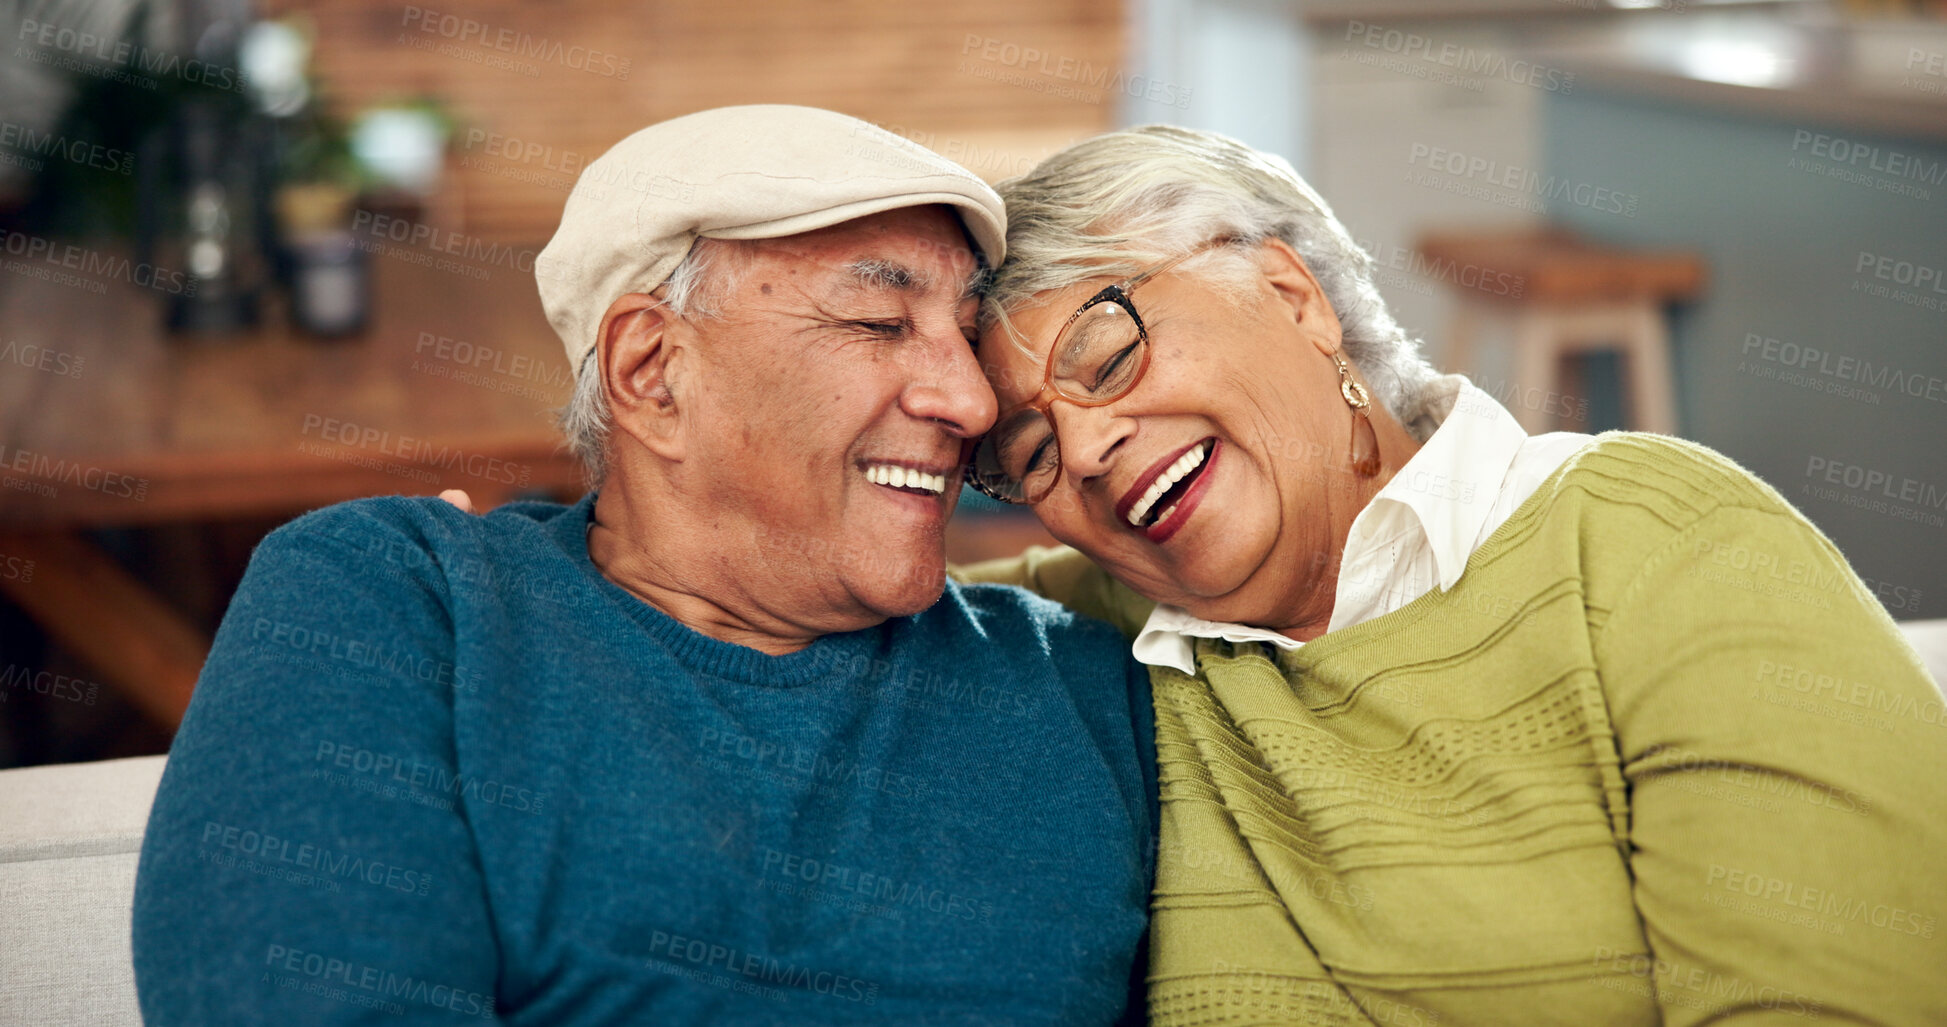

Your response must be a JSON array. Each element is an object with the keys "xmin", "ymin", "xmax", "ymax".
[{"xmin": 750, "ymin": 212, "xmax": 986, "ymax": 303}]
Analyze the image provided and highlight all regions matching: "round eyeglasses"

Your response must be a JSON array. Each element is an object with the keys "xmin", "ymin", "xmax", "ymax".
[{"xmin": 967, "ymin": 238, "xmax": 1233, "ymax": 504}]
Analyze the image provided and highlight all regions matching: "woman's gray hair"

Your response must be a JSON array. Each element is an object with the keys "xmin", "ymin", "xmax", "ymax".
[
  {"xmin": 985, "ymin": 124, "xmax": 1443, "ymax": 438},
  {"xmin": 558, "ymin": 238, "xmax": 745, "ymax": 484}
]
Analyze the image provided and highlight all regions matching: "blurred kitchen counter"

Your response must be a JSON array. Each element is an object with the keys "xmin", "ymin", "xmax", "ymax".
[
  {"xmin": 1531, "ymin": 10, "xmax": 1947, "ymax": 143},
  {"xmin": 1309, "ymin": 5, "xmax": 1947, "ymax": 143}
]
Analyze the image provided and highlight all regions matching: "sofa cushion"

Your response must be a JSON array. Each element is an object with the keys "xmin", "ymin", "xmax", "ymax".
[{"xmin": 0, "ymin": 754, "xmax": 166, "ymax": 1027}]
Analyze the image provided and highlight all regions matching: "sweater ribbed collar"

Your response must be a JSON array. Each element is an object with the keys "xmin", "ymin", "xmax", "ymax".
[{"xmin": 551, "ymin": 493, "xmax": 890, "ymax": 688}]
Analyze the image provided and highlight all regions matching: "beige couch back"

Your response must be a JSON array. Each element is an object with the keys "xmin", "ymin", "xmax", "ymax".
[{"xmin": 0, "ymin": 754, "xmax": 164, "ymax": 1027}]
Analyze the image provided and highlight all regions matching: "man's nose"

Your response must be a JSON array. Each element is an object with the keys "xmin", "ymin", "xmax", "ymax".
[{"xmin": 901, "ymin": 333, "xmax": 998, "ymax": 438}]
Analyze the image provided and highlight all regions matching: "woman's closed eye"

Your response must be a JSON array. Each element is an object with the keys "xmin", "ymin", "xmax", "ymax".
[
  {"xmin": 1024, "ymin": 434, "xmax": 1057, "ymax": 477},
  {"xmin": 992, "ymin": 418, "xmax": 1055, "ymax": 479},
  {"xmin": 1092, "ymin": 343, "xmax": 1142, "ymax": 392}
]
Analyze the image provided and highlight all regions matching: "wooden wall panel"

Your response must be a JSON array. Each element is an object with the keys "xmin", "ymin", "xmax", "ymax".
[{"xmin": 266, "ymin": 0, "xmax": 1125, "ymax": 241}]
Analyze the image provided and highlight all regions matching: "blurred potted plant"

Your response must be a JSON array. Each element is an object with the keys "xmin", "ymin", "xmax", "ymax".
[{"xmin": 245, "ymin": 18, "xmax": 374, "ymax": 338}]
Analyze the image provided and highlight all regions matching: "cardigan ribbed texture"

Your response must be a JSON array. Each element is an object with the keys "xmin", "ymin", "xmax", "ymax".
[{"xmin": 959, "ymin": 433, "xmax": 1947, "ymax": 1025}]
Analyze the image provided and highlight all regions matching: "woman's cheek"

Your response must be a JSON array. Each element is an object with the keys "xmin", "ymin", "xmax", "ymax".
[{"xmin": 1038, "ymin": 491, "xmax": 1093, "ymax": 539}]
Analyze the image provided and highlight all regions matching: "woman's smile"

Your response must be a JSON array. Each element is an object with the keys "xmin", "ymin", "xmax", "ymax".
[{"xmin": 1116, "ymin": 437, "xmax": 1220, "ymax": 544}]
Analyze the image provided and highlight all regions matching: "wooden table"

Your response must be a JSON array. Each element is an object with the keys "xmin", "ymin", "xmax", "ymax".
[{"xmin": 0, "ymin": 250, "xmax": 583, "ymax": 727}]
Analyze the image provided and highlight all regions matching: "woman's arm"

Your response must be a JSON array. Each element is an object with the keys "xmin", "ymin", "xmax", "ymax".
[
  {"xmin": 1595, "ymin": 498, "xmax": 1947, "ymax": 1024},
  {"xmin": 951, "ymin": 545, "xmax": 1156, "ymax": 642}
]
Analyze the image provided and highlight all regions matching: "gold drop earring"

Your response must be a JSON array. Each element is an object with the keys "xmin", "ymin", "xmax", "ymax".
[{"xmin": 1333, "ymin": 350, "xmax": 1380, "ymax": 478}]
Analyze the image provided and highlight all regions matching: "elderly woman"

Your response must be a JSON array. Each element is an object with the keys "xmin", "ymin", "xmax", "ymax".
[{"xmin": 958, "ymin": 126, "xmax": 1947, "ymax": 1025}]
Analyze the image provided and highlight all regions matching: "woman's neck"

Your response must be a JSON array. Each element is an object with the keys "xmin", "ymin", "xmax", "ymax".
[{"xmin": 1272, "ymin": 411, "xmax": 1426, "ymax": 642}]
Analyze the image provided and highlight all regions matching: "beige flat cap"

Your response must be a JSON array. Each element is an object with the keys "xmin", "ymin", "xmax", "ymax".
[{"xmin": 534, "ymin": 104, "xmax": 1007, "ymax": 372}]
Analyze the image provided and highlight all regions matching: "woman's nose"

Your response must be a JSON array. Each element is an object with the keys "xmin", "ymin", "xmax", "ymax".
[{"xmin": 1052, "ymin": 401, "xmax": 1136, "ymax": 485}]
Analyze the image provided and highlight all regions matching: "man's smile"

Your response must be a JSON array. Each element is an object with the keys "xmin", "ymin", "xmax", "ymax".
[{"xmin": 861, "ymin": 460, "xmax": 952, "ymax": 496}]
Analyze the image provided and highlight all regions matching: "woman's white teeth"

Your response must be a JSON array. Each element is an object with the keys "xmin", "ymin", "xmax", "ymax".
[
  {"xmin": 1127, "ymin": 442, "xmax": 1210, "ymax": 527},
  {"xmin": 866, "ymin": 464, "xmax": 946, "ymax": 495}
]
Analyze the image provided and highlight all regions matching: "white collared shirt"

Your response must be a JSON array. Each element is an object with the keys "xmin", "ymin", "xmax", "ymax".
[{"xmin": 1130, "ymin": 376, "xmax": 1595, "ymax": 675}]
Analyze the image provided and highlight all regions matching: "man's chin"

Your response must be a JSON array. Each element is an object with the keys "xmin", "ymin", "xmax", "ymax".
[{"xmin": 852, "ymin": 557, "xmax": 949, "ymax": 620}]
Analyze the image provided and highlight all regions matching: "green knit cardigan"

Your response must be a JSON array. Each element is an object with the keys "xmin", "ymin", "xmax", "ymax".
[{"xmin": 958, "ymin": 433, "xmax": 1947, "ymax": 1026}]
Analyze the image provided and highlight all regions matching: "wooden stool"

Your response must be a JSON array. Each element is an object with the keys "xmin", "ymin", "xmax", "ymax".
[{"xmin": 1414, "ymin": 228, "xmax": 1705, "ymax": 435}]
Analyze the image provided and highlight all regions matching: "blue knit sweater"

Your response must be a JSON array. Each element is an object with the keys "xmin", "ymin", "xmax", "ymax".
[{"xmin": 133, "ymin": 494, "xmax": 1156, "ymax": 1025}]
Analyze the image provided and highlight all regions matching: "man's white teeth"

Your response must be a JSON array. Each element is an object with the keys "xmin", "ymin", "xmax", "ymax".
[
  {"xmin": 1127, "ymin": 441, "xmax": 1210, "ymax": 527},
  {"xmin": 866, "ymin": 464, "xmax": 946, "ymax": 495}
]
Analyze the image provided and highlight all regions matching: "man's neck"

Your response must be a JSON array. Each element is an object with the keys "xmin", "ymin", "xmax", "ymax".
[{"xmin": 586, "ymin": 484, "xmax": 864, "ymax": 656}]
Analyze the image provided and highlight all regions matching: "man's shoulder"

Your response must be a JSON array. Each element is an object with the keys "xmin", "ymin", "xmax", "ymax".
[
  {"xmin": 929, "ymin": 578, "xmax": 1131, "ymax": 659},
  {"xmin": 251, "ymin": 495, "xmax": 588, "ymax": 602},
  {"xmin": 266, "ymin": 494, "xmax": 581, "ymax": 558}
]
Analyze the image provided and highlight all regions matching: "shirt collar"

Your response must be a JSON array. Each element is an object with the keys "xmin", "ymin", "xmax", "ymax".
[
  {"xmin": 1130, "ymin": 375, "xmax": 1530, "ymax": 674},
  {"xmin": 1359, "ymin": 376, "xmax": 1529, "ymax": 592},
  {"xmin": 1131, "ymin": 606, "xmax": 1298, "ymax": 675}
]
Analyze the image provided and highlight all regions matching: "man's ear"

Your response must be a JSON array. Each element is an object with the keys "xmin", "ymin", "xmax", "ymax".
[
  {"xmin": 1254, "ymin": 237, "xmax": 1342, "ymax": 358},
  {"xmin": 596, "ymin": 292, "xmax": 687, "ymax": 461}
]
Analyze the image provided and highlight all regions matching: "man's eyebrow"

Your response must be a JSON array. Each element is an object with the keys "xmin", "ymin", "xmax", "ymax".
[
  {"xmin": 842, "ymin": 258, "xmax": 988, "ymax": 302},
  {"xmin": 833, "ymin": 258, "xmax": 987, "ymax": 329},
  {"xmin": 844, "ymin": 258, "xmax": 929, "ymax": 292}
]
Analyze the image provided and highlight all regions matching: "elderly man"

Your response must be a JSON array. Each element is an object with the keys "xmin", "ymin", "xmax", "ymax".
[{"xmin": 132, "ymin": 106, "xmax": 1155, "ymax": 1026}]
